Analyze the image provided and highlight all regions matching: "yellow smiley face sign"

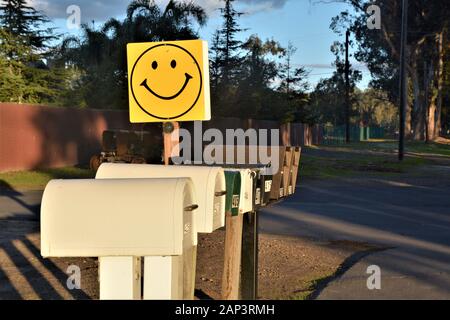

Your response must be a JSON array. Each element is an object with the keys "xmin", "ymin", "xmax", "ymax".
[{"xmin": 127, "ymin": 40, "xmax": 210, "ymax": 122}]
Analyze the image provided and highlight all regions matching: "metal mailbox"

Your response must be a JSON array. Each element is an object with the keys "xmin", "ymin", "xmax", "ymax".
[
  {"xmin": 224, "ymin": 171, "xmax": 241, "ymax": 216},
  {"xmin": 252, "ymin": 168, "xmax": 273, "ymax": 208},
  {"xmin": 41, "ymin": 178, "xmax": 196, "ymax": 257},
  {"xmin": 96, "ymin": 163, "xmax": 226, "ymax": 233},
  {"xmin": 40, "ymin": 178, "xmax": 197, "ymax": 300},
  {"xmin": 226, "ymin": 169, "xmax": 254, "ymax": 214}
]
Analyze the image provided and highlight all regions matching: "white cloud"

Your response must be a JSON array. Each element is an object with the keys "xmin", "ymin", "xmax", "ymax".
[
  {"xmin": 240, "ymin": 0, "xmax": 288, "ymax": 12},
  {"xmin": 164, "ymin": 0, "xmax": 222, "ymax": 15},
  {"xmin": 29, "ymin": 0, "xmax": 128, "ymax": 21},
  {"xmin": 28, "ymin": 0, "xmax": 289, "ymax": 22}
]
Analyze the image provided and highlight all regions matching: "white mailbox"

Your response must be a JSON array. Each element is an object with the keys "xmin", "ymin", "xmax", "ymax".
[
  {"xmin": 225, "ymin": 169, "xmax": 254, "ymax": 214},
  {"xmin": 96, "ymin": 163, "xmax": 226, "ymax": 233},
  {"xmin": 41, "ymin": 178, "xmax": 196, "ymax": 257},
  {"xmin": 40, "ymin": 178, "xmax": 197, "ymax": 300}
]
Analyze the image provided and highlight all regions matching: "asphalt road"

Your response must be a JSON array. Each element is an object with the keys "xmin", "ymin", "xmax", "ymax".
[
  {"xmin": 0, "ymin": 189, "xmax": 42, "ymax": 222},
  {"xmin": 260, "ymin": 172, "xmax": 450, "ymax": 299},
  {"xmin": 1, "ymin": 168, "xmax": 450, "ymax": 299}
]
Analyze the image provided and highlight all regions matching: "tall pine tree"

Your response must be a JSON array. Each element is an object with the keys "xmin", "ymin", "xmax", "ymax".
[
  {"xmin": 0, "ymin": 0, "xmax": 67, "ymax": 104},
  {"xmin": 218, "ymin": 0, "xmax": 244, "ymax": 85},
  {"xmin": 0, "ymin": 0, "xmax": 55, "ymax": 54}
]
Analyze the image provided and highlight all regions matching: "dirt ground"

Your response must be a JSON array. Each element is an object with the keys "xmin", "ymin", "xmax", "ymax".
[
  {"xmin": 196, "ymin": 230, "xmax": 376, "ymax": 300},
  {"xmin": 0, "ymin": 219, "xmax": 373, "ymax": 300}
]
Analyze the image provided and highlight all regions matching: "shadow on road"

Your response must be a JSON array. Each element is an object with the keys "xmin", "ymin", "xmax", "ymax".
[
  {"xmin": 261, "ymin": 174, "xmax": 450, "ymax": 298},
  {"xmin": 0, "ymin": 180, "xmax": 94, "ymax": 300}
]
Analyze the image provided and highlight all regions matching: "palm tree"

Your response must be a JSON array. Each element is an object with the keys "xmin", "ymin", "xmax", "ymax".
[{"xmin": 58, "ymin": 0, "xmax": 207, "ymax": 109}]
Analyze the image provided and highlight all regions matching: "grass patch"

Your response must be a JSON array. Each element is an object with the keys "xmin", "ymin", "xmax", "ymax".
[
  {"xmin": 406, "ymin": 141, "xmax": 450, "ymax": 157},
  {"xmin": 379, "ymin": 140, "xmax": 450, "ymax": 157},
  {"xmin": 324, "ymin": 139, "xmax": 450, "ymax": 157},
  {"xmin": 300, "ymin": 143, "xmax": 431, "ymax": 180},
  {"xmin": 300, "ymin": 155, "xmax": 355, "ymax": 179},
  {"xmin": 289, "ymin": 274, "xmax": 333, "ymax": 300},
  {"xmin": 0, "ymin": 166, "xmax": 95, "ymax": 191}
]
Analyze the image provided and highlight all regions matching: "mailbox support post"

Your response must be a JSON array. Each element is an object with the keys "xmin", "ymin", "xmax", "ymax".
[
  {"xmin": 144, "ymin": 256, "xmax": 183, "ymax": 299},
  {"xmin": 241, "ymin": 211, "xmax": 259, "ymax": 300},
  {"xmin": 99, "ymin": 256, "xmax": 141, "ymax": 300},
  {"xmin": 222, "ymin": 211, "xmax": 244, "ymax": 300},
  {"xmin": 160, "ymin": 121, "xmax": 197, "ymax": 300},
  {"xmin": 163, "ymin": 122, "xmax": 180, "ymax": 165}
]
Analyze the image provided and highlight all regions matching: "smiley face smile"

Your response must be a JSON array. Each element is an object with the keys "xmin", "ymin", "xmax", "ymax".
[
  {"xmin": 129, "ymin": 42, "xmax": 203, "ymax": 120},
  {"xmin": 140, "ymin": 73, "xmax": 193, "ymax": 100}
]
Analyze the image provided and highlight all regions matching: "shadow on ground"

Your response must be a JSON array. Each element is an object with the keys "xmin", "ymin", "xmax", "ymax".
[{"xmin": 0, "ymin": 180, "xmax": 97, "ymax": 300}]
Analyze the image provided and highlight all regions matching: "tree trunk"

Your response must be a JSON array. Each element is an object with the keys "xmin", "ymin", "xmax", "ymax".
[
  {"xmin": 410, "ymin": 52, "xmax": 424, "ymax": 141},
  {"xmin": 426, "ymin": 31, "xmax": 445, "ymax": 142},
  {"xmin": 406, "ymin": 84, "xmax": 412, "ymax": 137},
  {"xmin": 411, "ymin": 71, "xmax": 423, "ymax": 140},
  {"xmin": 405, "ymin": 46, "xmax": 412, "ymax": 137},
  {"xmin": 433, "ymin": 31, "xmax": 445, "ymax": 140},
  {"xmin": 424, "ymin": 61, "xmax": 434, "ymax": 142}
]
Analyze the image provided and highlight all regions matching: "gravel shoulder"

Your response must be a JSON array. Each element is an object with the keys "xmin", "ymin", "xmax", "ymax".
[{"xmin": 0, "ymin": 216, "xmax": 371, "ymax": 300}]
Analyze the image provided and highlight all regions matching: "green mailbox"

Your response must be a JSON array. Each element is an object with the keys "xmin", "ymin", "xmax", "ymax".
[{"xmin": 224, "ymin": 171, "xmax": 241, "ymax": 216}]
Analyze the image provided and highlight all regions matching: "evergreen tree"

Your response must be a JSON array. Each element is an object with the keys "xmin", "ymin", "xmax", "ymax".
[
  {"xmin": 277, "ymin": 42, "xmax": 310, "ymax": 122},
  {"xmin": 210, "ymin": 30, "xmax": 222, "ymax": 93},
  {"xmin": 236, "ymin": 35, "xmax": 284, "ymax": 118},
  {"xmin": 0, "ymin": 0, "xmax": 55, "ymax": 53},
  {"xmin": 0, "ymin": 28, "xmax": 26, "ymax": 102},
  {"xmin": 278, "ymin": 42, "xmax": 309, "ymax": 97},
  {"xmin": 0, "ymin": 1, "xmax": 69, "ymax": 105},
  {"xmin": 218, "ymin": 0, "xmax": 245, "ymax": 85}
]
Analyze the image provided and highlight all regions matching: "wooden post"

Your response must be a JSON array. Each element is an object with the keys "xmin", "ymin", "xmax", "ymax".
[
  {"xmin": 183, "ymin": 244, "xmax": 197, "ymax": 300},
  {"xmin": 240, "ymin": 211, "xmax": 259, "ymax": 300},
  {"xmin": 222, "ymin": 212, "xmax": 244, "ymax": 300},
  {"xmin": 163, "ymin": 122, "xmax": 180, "ymax": 165},
  {"xmin": 161, "ymin": 121, "xmax": 197, "ymax": 300}
]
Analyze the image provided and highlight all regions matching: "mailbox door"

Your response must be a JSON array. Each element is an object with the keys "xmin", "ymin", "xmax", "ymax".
[
  {"xmin": 240, "ymin": 169, "xmax": 254, "ymax": 214},
  {"xmin": 253, "ymin": 170, "xmax": 262, "ymax": 209},
  {"xmin": 227, "ymin": 169, "xmax": 253, "ymax": 214},
  {"xmin": 260, "ymin": 173, "xmax": 273, "ymax": 206},
  {"xmin": 212, "ymin": 171, "xmax": 227, "ymax": 230},
  {"xmin": 224, "ymin": 171, "xmax": 241, "ymax": 216},
  {"xmin": 182, "ymin": 183, "xmax": 196, "ymax": 300}
]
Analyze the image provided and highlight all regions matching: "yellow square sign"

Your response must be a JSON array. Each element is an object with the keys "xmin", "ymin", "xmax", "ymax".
[{"xmin": 127, "ymin": 40, "xmax": 211, "ymax": 122}]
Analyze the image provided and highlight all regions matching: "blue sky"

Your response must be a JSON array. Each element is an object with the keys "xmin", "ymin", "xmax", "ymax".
[{"xmin": 31, "ymin": 0, "xmax": 371, "ymax": 89}]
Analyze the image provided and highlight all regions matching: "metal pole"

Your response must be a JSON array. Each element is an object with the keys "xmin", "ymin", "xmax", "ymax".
[
  {"xmin": 399, "ymin": 0, "xmax": 408, "ymax": 161},
  {"xmin": 345, "ymin": 29, "xmax": 351, "ymax": 143},
  {"xmin": 241, "ymin": 211, "xmax": 259, "ymax": 300}
]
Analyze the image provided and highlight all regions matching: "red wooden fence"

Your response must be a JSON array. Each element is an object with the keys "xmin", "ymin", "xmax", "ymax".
[{"xmin": 0, "ymin": 103, "xmax": 321, "ymax": 172}]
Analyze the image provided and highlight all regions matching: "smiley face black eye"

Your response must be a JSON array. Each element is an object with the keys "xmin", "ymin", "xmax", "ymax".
[
  {"xmin": 152, "ymin": 61, "xmax": 158, "ymax": 70},
  {"xmin": 171, "ymin": 59, "xmax": 177, "ymax": 69}
]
